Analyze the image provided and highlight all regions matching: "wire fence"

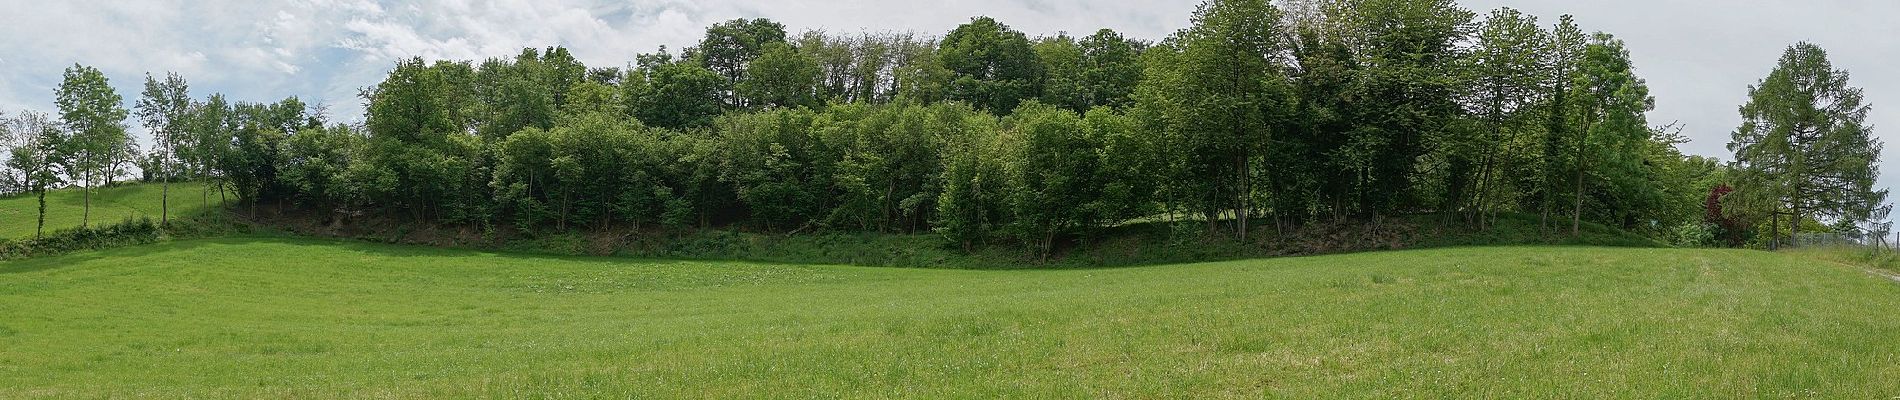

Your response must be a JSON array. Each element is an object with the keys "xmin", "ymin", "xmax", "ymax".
[{"xmin": 1794, "ymin": 231, "xmax": 1894, "ymax": 250}]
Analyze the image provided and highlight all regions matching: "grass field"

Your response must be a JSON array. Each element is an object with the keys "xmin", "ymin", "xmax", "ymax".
[
  {"xmin": 3, "ymin": 238, "xmax": 1898, "ymax": 397},
  {"xmin": 0, "ymin": 182, "xmax": 226, "ymax": 239}
]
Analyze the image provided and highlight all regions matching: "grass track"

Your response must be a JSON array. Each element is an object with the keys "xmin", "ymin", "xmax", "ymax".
[{"xmin": 3, "ymin": 237, "xmax": 1898, "ymax": 397}]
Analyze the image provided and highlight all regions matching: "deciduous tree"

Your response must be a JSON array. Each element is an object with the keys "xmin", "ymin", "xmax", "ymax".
[
  {"xmin": 3, "ymin": 111, "xmax": 68, "ymax": 238},
  {"xmin": 940, "ymin": 17, "xmax": 1044, "ymax": 115},
  {"xmin": 136, "ymin": 72, "xmax": 192, "ymax": 224},
  {"xmin": 54, "ymin": 64, "xmax": 130, "ymax": 228}
]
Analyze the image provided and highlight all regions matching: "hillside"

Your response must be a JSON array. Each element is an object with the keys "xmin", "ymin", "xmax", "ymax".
[
  {"xmin": 2, "ymin": 238, "xmax": 1897, "ymax": 397},
  {"xmin": 0, "ymin": 182, "xmax": 225, "ymax": 239},
  {"xmin": 258, "ymin": 206, "xmax": 1662, "ymax": 269}
]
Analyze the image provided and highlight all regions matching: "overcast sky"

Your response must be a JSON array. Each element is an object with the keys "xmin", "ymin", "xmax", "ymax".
[{"xmin": 1, "ymin": 0, "xmax": 1895, "ymax": 193}]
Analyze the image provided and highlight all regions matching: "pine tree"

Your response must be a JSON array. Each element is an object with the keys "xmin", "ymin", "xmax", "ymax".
[{"xmin": 1729, "ymin": 42, "xmax": 1886, "ymax": 249}]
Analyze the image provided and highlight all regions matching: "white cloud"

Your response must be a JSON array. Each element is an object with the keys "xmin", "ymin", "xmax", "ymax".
[{"xmin": 0, "ymin": 0, "xmax": 1198, "ymax": 120}]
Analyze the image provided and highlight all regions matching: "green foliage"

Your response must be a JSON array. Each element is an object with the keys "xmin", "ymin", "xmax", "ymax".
[
  {"xmin": 1002, "ymin": 102, "xmax": 1094, "ymax": 252},
  {"xmin": 1458, "ymin": 8, "xmax": 1546, "ymax": 224},
  {"xmin": 1345, "ymin": 0, "xmax": 1475, "ymax": 216},
  {"xmin": 279, "ymin": 125, "xmax": 361, "ymax": 213},
  {"xmin": 990, "ymin": 103, "xmax": 1159, "ymax": 253},
  {"xmin": 361, "ymin": 59, "xmax": 484, "ymax": 222},
  {"xmin": 2, "ymin": 112, "xmax": 67, "ymax": 238},
  {"xmin": 691, "ymin": 18, "xmax": 789, "ymax": 107},
  {"xmin": 939, "ymin": 17, "xmax": 1044, "ymax": 115},
  {"xmin": 1566, "ymin": 34, "xmax": 1655, "ymax": 233},
  {"xmin": 1083, "ymin": 107, "xmax": 1162, "ymax": 224},
  {"xmin": 816, "ymin": 103, "xmax": 984, "ymax": 232},
  {"xmin": 0, "ymin": 217, "xmax": 159, "ymax": 260},
  {"xmin": 54, "ymin": 64, "xmax": 133, "ymax": 226},
  {"xmin": 716, "ymin": 108, "xmax": 827, "ymax": 231},
  {"xmin": 491, "ymin": 126, "xmax": 555, "ymax": 231},
  {"xmin": 1034, "ymin": 35, "xmax": 1087, "ymax": 112},
  {"xmin": 538, "ymin": 47, "xmax": 590, "ymax": 109},
  {"xmin": 627, "ymin": 53, "xmax": 726, "ymax": 129},
  {"xmin": 1077, "ymin": 29, "xmax": 1145, "ymax": 110},
  {"xmin": 550, "ymin": 113, "xmax": 666, "ymax": 230},
  {"xmin": 0, "ymin": 1, "xmax": 1781, "ymax": 257},
  {"xmin": 221, "ymin": 99, "xmax": 312, "ymax": 205},
  {"xmin": 134, "ymin": 72, "xmax": 191, "ymax": 184},
  {"xmin": 934, "ymin": 116, "xmax": 1011, "ymax": 248},
  {"xmin": 1671, "ymin": 221, "xmax": 1717, "ymax": 247},
  {"xmin": 794, "ymin": 32, "xmax": 948, "ymax": 104},
  {"xmin": 737, "ymin": 42, "xmax": 822, "ymax": 109},
  {"xmin": 183, "ymin": 94, "xmax": 235, "ymax": 195},
  {"xmin": 559, "ymin": 80, "xmax": 622, "ymax": 119},
  {"xmin": 470, "ymin": 49, "xmax": 556, "ymax": 140},
  {"xmin": 1728, "ymin": 42, "xmax": 1887, "ymax": 249},
  {"xmin": 1139, "ymin": 0, "xmax": 1293, "ymax": 237},
  {"xmin": 1036, "ymin": 30, "xmax": 1147, "ymax": 113},
  {"xmin": 1538, "ymin": 15, "xmax": 1588, "ymax": 228},
  {"xmin": 491, "ymin": 113, "xmax": 683, "ymax": 232}
]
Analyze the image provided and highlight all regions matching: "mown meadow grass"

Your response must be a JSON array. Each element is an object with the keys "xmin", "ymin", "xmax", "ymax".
[
  {"xmin": 3, "ymin": 237, "xmax": 1898, "ymax": 397},
  {"xmin": 0, "ymin": 182, "xmax": 226, "ymax": 239}
]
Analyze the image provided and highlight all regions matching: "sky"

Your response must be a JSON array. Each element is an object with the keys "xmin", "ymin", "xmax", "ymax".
[{"xmin": 0, "ymin": 0, "xmax": 1895, "ymax": 194}]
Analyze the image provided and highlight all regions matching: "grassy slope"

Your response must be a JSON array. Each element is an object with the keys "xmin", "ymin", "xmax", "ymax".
[
  {"xmin": 1783, "ymin": 246, "xmax": 1900, "ymax": 274},
  {"xmin": 494, "ymin": 212, "xmax": 1661, "ymax": 269},
  {"xmin": 0, "ymin": 182, "xmax": 225, "ymax": 239},
  {"xmin": 3, "ymin": 238, "xmax": 1897, "ymax": 397}
]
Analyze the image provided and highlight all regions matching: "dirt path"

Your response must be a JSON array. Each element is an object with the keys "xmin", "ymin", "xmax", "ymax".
[
  {"xmin": 1818, "ymin": 258, "xmax": 1900, "ymax": 284},
  {"xmin": 1870, "ymin": 267, "xmax": 1900, "ymax": 284}
]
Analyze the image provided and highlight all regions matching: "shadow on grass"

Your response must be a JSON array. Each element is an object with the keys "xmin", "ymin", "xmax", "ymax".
[
  {"xmin": 2, "ymin": 209, "xmax": 1674, "ymax": 273},
  {"xmin": 1, "ymin": 235, "xmax": 708, "ymax": 277},
  {"xmin": 0, "ymin": 238, "xmax": 219, "ymax": 274}
]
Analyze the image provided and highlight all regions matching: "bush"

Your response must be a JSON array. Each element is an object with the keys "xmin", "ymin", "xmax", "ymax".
[
  {"xmin": 0, "ymin": 218, "xmax": 162, "ymax": 260},
  {"xmin": 1672, "ymin": 222, "xmax": 1717, "ymax": 248}
]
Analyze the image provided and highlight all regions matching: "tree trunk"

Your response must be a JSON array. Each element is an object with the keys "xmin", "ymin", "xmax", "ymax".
[
  {"xmin": 1270, "ymin": 174, "xmax": 1284, "ymax": 237},
  {"xmin": 1477, "ymin": 153, "xmax": 1494, "ymax": 230},
  {"xmin": 35, "ymin": 184, "xmax": 47, "ymax": 239},
  {"xmin": 1770, "ymin": 209, "xmax": 1781, "ymax": 251},
  {"xmin": 1477, "ymin": 117, "xmax": 1502, "ymax": 230},
  {"xmin": 559, "ymin": 191, "xmax": 570, "ymax": 231},
  {"xmin": 1791, "ymin": 176, "xmax": 1803, "ymax": 249},
  {"xmin": 1571, "ymin": 164, "xmax": 1583, "ymax": 236},
  {"xmin": 1571, "ymin": 117, "xmax": 1597, "ymax": 237},
  {"xmin": 1540, "ymin": 193, "xmax": 1551, "ymax": 232},
  {"xmin": 83, "ymin": 168, "xmax": 93, "ymax": 228},
  {"xmin": 1790, "ymin": 207, "xmax": 1801, "ymax": 249},
  {"xmin": 1205, "ymin": 208, "xmax": 1219, "ymax": 235},
  {"xmin": 161, "ymin": 150, "xmax": 171, "ymax": 226},
  {"xmin": 1237, "ymin": 155, "xmax": 1249, "ymax": 241},
  {"xmin": 1041, "ymin": 230, "xmax": 1055, "ymax": 263}
]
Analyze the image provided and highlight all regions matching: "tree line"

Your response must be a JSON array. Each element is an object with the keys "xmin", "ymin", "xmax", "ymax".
[{"xmin": 0, "ymin": 0, "xmax": 1885, "ymax": 251}]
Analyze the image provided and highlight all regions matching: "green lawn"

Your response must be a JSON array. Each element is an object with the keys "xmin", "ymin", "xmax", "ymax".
[
  {"xmin": 3, "ymin": 238, "xmax": 1898, "ymax": 397},
  {"xmin": 0, "ymin": 182, "xmax": 226, "ymax": 239}
]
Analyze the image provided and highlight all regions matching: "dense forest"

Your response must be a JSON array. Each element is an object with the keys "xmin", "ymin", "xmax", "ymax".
[{"xmin": 0, "ymin": 0, "xmax": 1887, "ymax": 253}]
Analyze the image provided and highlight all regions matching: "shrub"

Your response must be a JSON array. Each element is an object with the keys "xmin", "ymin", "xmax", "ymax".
[
  {"xmin": 1671, "ymin": 222, "xmax": 1716, "ymax": 248},
  {"xmin": 0, "ymin": 218, "xmax": 162, "ymax": 260}
]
